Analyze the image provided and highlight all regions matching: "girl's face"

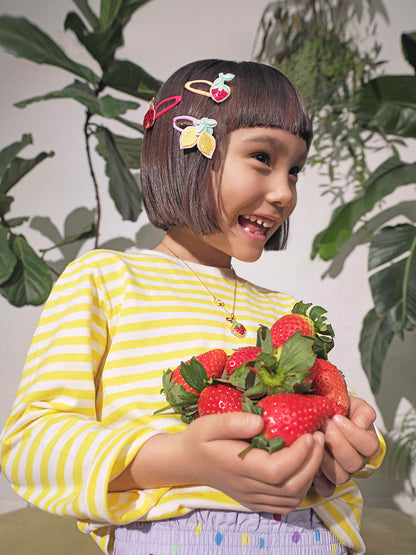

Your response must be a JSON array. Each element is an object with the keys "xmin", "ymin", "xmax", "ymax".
[
  {"xmin": 214, "ymin": 126, "xmax": 308, "ymax": 263},
  {"xmin": 164, "ymin": 126, "xmax": 308, "ymax": 266}
]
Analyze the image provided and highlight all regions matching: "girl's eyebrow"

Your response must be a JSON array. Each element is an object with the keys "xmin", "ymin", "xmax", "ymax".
[
  {"xmin": 242, "ymin": 134, "xmax": 308, "ymax": 163},
  {"xmin": 241, "ymin": 134, "xmax": 280, "ymax": 147}
]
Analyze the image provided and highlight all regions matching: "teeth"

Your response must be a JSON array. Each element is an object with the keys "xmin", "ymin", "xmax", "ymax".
[{"xmin": 243, "ymin": 215, "xmax": 273, "ymax": 228}]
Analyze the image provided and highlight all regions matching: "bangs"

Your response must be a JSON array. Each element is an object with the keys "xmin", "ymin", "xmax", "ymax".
[{"xmin": 223, "ymin": 62, "xmax": 313, "ymax": 148}]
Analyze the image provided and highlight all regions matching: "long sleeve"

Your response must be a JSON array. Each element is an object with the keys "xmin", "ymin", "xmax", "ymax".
[{"xmin": 0, "ymin": 254, "xmax": 185, "ymax": 527}]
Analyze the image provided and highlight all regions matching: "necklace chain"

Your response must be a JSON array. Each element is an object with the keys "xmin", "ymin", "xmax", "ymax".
[{"xmin": 163, "ymin": 245, "xmax": 246, "ymax": 338}]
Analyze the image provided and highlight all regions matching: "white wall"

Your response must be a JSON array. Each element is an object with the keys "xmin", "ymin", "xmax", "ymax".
[{"xmin": 1, "ymin": 0, "xmax": 415, "ymax": 516}]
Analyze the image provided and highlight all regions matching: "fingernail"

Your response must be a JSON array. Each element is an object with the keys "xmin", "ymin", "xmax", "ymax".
[
  {"xmin": 244, "ymin": 413, "xmax": 263, "ymax": 428},
  {"xmin": 305, "ymin": 434, "xmax": 313, "ymax": 447},
  {"xmin": 316, "ymin": 433, "xmax": 325, "ymax": 447},
  {"xmin": 333, "ymin": 414, "xmax": 344, "ymax": 425},
  {"xmin": 355, "ymin": 416, "xmax": 368, "ymax": 429}
]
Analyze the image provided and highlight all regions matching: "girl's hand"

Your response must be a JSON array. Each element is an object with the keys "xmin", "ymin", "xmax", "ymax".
[
  {"xmin": 313, "ymin": 396, "xmax": 380, "ymax": 497},
  {"xmin": 115, "ymin": 412, "xmax": 325, "ymax": 514},
  {"xmin": 174, "ymin": 412, "xmax": 325, "ymax": 514}
]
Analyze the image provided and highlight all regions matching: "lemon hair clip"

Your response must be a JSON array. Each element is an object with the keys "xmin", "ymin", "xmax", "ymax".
[
  {"xmin": 184, "ymin": 73, "xmax": 235, "ymax": 103},
  {"xmin": 173, "ymin": 116, "xmax": 217, "ymax": 159}
]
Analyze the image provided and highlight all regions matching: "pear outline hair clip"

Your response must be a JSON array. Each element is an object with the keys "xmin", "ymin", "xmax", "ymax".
[
  {"xmin": 143, "ymin": 95, "xmax": 182, "ymax": 129},
  {"xmin": 184, "ymin": 73, "xmax": 235, "ymax": 103},
  {"xmin": 173, "ymin": 116, "xmax": 217, "ymax": 159}
]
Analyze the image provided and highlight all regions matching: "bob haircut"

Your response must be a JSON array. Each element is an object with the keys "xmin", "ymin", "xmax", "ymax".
[{"xmin": 141, "ymin": 58, "xmax": 313, "ymax": 251}]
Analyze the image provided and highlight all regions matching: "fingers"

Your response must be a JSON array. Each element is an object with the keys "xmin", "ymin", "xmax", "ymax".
[
  {"xmin": 331, "ymin": 414, "xmax": 380, "ymax": 459},
  {"xmin": 319, "ymin": 444, "xmax": 353, "ymax": 485},
  {"xmin": 231, "ymin": 433, "xmax": 326, "ymax": 512},
  {"xmin": 191, "ymin": 412, "xmax": 264, "ymax": 441},
  {"xmin": 242, "ymin": 432, "xmax": 324, "ymax": 485},
  {"xmin": 348, "ymin": 396, "xmax": 377, "ymax": 430},
  {"xmin": 319, "ymin": 416, "xmax": 379, "ymax": 483},
  {"xmin": 312, "ymin": 468, "xmax": 336, "ymax": 498}
]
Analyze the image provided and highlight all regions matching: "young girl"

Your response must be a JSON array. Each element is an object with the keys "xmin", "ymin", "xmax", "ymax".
[{"xmin": 0, "ymin": 59, "xmax": 384, "ymax": 555}]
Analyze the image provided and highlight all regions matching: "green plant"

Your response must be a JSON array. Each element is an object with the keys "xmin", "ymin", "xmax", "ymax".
[
  {"xmin": 312, "ymin": 31, "xmax": 416, "ymax": 393},
  {"xmin": 0, "ymin": 0, "xmax": 161, "ymax": 307},
  {"xmin": 387, "ymin": 407, "xmax": 416, "ymax": 498},
  {"xmin": 254, "ymin": 0, "xmax": 389, "ymax": 203}
]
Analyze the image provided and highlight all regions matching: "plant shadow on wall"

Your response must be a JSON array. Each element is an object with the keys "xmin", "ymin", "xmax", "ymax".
[
  {"xmin": 255, "ymin": 1, "xmax": 416, "ymax": 502},
  {"xmin": 0, "ymin": 0, "xmax": 163, "ymax": 307}
]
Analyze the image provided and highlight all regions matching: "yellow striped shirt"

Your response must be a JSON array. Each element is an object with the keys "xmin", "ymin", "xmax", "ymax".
[{"xmin": 0, "ymin": 249, "xmax": 385, "ymax": 554}]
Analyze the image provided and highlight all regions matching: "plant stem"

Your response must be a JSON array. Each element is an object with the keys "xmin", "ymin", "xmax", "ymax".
[{"xmin": 84, "ymin": 110, "xmax": 101, "ymax": 249}]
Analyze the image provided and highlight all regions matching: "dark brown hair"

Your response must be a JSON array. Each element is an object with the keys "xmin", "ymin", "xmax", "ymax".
[{"xmin": 140, "ymin": 59, "xmax": 313, "ymax": 250}]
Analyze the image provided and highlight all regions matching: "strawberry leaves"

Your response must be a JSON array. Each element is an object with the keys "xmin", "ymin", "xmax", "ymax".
[
  {"xmin": 179, "ymin": 357, "xmax": 209, "ymax": 392},
  {"xmin": 292, "ymin": 300, "xmax": 335, "ymax": 359}
]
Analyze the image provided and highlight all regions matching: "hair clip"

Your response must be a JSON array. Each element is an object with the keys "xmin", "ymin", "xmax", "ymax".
[
  {"xmin": 143, "ymin": 95, "xmax": 182, "ymax": 129},
  {"xmin": 184, "ymin": 73, "xmax": 235, "ymax": 103},
  {"xmin": 173, "ymin": 116, "xmax": 217, "ymax": 159}
]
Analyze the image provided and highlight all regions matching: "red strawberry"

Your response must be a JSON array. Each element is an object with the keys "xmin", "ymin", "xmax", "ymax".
[
  {"xmin": 271, "ymin": 313, "xmax": 315, "ymax": 348},
  {"xmin": 239, "ymin": 393, "xmax": 331, "ymax": 456},
  {"xmin": 305, "ymin": 358, "xmax": 349, "ymax": 417},
  {"xmin": 171, "ymin": 348, "xmax": 227, "ymax": 394},
  {"xmin": 198, "ymin": 383, "xmax": 243, "ymax": 416},
  {"xmin": 271, "ymin": 301, "xmax": 335, "ymax": 359},
  {"xmin": 225, "ymin": 346, "xmax": 261, "ymax": 375},
  {"xmin": 259, "ymin": 393, "xmax": 331, "ymax": 446}
]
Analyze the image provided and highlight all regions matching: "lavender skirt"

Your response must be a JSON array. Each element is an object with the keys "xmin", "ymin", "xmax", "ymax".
[{"xmin": 113, "ymin": 508, "xmax": 347, "ymax": 554}]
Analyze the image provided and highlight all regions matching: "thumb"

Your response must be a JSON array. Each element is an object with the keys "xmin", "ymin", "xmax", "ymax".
[{"xmin": 196, "ymin": 412, "xmax": 264, "ymax": 441}]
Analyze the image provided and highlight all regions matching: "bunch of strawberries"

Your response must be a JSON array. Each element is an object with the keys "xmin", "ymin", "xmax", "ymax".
[{"xmin": 157, "ymin": 301, "xmax": 349, "ymax": 455}]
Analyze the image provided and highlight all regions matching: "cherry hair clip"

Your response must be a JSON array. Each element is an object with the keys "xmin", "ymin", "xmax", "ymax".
[
  {"xmin": 173, "ymin": 116, "xmax": 217, "ymax": 159},
  {"xmin": 143, "ymin": 95, "xmax": 182, "ymax": 129},
  {"xmin": 184, "ymin": 73, "xmax": 235, "ymax": 103}
]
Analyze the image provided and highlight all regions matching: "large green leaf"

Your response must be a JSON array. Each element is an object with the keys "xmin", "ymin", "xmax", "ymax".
[
  {"xmin": 0, "ymin": 151, "xmax": 54, "ymax": 195},
  {"xmin": 15, "ymin": 80, "xmax": 139, "ymax": 118},
  {"xmin": 95, "ymin": 127, "xmax": 142, "ymax": 169},
  {"xmin": 101, "ymin": 0, "xmax": 154, "ymax": 30},
  {"xmin": 73, "ymin": 0, "xmax": 100, "ymax": 29},
  {"xmin": 402, "ymin": 31, "xmax": 416, "ymax": 72},
  {"xmin": 369, "ymin": 225, "xmax": 416, "ymax": 326},
  {"xmin": 0, "ymin": 226, "xmax": 17, "ymax": 285},
  {"xmin": 64, "ymin": 11, "xmax": 123, "ymax": 70},
  {"xmin": 357, "ymin": 75, "xmax": 416, "ymax": 138},
  {"xmin": 312, "ymin": 156, "xmax": 416, "ymax": 261},
  {"xmin": 0, "ymin": 235, "xmax": 52, "ymax": 306},
  {"xmin": 0, "ymin": 194, "xmax": 13, "ymax": 216},
  {"xmin": 0, "ymin": 16, "xmax": 99, "ymax": 85},
  {"xmin": 95, "ymin": 127, "xmax": 142, "ymax": 221},
  {"xmin": 0, "ymin": 134, "xmax": 32, "ymax": 183},
  {"xmin": 100, "ymin": 0, "xmax": 123, "ymax": 29},
  {"xmin": 103, "ymin": 59, "xmax": 162, "ymax": 99},
  {"xmin": 369, "ymin": 223, "xmax": 416, "ymax": 270},
  {"xmin": 359, "ymin": 308, "xmax": 395, "ymax": 393},
  {"xmin": 115, "ymin": 115, "xmax": 144, "ymax": 133}
]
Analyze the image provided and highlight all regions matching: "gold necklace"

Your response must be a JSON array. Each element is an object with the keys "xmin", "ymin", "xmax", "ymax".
[{"xmin": 164, "ymin": 245, "xmax": 246, "ymax": 338}]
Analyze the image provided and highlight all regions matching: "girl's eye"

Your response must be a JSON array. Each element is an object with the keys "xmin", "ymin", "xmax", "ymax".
[
  {"xmin": 289, "ymin": 166, "xmax": 302, "ymax": 177},
  {"xmin": 253, "ymin": 152, "xmax": 271, "ymax": 166}
]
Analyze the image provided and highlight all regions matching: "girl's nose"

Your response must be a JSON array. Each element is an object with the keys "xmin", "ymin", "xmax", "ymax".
[{"xmin": 265, "ymin": 176, "xmax": 295, "ymax": 206}]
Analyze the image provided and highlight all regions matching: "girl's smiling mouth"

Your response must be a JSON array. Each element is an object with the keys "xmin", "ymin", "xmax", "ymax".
[{"xmin": 238, "ymin": 214, "xmax": 275, "ymax": 239}]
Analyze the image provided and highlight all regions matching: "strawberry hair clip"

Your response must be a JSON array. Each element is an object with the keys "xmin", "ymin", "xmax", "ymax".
[
  {"xmin": 143, "ymin": 95, "xmax": 182, "ymax": 129},
  {"xmin": 173, "ymin": 116, "xmax": 217, "ymax": 159},
  {"xmin": 184, "ymin": 72, "xmax": 235, "ymax": 103}
]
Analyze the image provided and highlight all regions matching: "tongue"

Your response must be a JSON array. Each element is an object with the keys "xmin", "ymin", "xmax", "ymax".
[{"xmin": 239, "ymin": 216, "xmax": 265, "ymax": 235}]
